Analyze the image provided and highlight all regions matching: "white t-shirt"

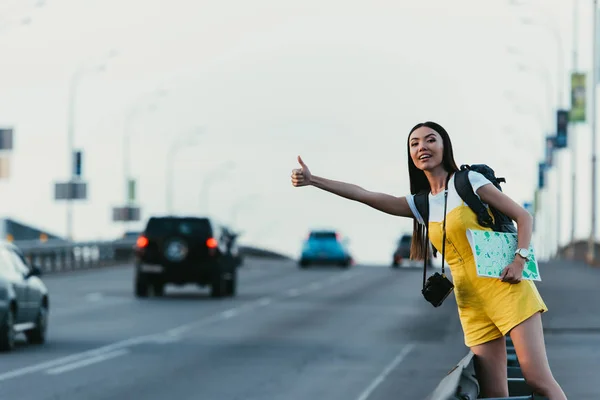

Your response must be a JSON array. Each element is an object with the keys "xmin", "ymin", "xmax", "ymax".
[{"xmin": 406, "ymin": 171, "xmax": 492, "ymax": 224}]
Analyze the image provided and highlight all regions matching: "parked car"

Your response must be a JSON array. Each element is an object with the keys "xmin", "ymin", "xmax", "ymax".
[
  {"xmin": 0, "ymin": 241, "xmax": 49, "ymax": 352},
  {"xmin": 299, "ymin": 230, "xmax": 352, "ymax": 268},
  {"xmin": 392, "ymin": 233, "xmax": 434, "ymax": 268},
  {"xmin": 134, "ymin": 216, "xmax": 240, "ymax": 298}
]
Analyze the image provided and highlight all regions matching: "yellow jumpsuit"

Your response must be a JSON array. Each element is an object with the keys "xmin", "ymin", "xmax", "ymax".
[{"xmin": 428, "ymin": 202, "xmax": 548, "ymax": 348}]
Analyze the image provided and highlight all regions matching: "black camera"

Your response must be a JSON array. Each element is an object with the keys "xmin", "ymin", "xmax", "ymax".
[{"xmin": 422, "ymin": 272, "xmax": 454, "ymax": 307}]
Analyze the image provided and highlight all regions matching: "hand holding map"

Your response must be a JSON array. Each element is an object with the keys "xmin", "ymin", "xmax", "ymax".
[{"xmin": 466, "ymin": 229, "xmax": 541, "ymax": 281}]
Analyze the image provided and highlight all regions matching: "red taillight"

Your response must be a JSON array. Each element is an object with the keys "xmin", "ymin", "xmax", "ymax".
[
  {"xmin": 136, "ymin": 236, "xmax": 149, "ymax": 248},
  {"xmin": 206, "ymin": 237, "xmax": 218, "ymax": 248},
  {"xmin": 336, "ymin": 233, "xmax": 342, "ymax": 241}
]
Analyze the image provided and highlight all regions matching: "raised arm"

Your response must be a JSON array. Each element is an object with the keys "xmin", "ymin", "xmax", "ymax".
[{"xmin": 291, "ymin": 155, "xmax": 414, "ymax": 218}]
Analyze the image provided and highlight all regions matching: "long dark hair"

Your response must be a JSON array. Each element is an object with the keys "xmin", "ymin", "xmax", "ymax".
[{"xmin": 407, "ymin": 121, "xmax": 459, "ymax": 260}]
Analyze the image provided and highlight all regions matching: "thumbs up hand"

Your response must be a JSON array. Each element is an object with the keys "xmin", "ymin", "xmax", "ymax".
[{"xmin": 291, "ymin": 155, "xmax": 312, "ymax": 187}]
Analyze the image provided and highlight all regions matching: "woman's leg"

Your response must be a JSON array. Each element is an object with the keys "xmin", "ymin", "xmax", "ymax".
[
  {"xmin": 509, "ymin": 312, "xmax": 567, "ymax": 400},
  {"xmin": 471, "ymin": 336, "xmax": 509, "ymax": 398}
]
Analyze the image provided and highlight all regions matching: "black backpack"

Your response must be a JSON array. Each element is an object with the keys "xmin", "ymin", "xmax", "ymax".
[{"xmin": 413, "ymin": 164, "xmax": 517, "ymax": 233}]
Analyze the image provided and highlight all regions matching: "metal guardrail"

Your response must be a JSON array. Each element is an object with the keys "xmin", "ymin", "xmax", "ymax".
[
  {"xmin": 13, "ymin": 238, "xmax": 137, "ymax": 274},
  {"xmin": 427, "ymin": 337, "xmax": 549, "ymax": 400},
  {"xmin": 9, "ymin": 238, "xmax": 291, "ymax": 275}
]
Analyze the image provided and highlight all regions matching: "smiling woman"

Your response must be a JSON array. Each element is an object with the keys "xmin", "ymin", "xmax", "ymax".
[{"xmin": 290, "ymin": 121, "xmax": 567, "ymax": 400}]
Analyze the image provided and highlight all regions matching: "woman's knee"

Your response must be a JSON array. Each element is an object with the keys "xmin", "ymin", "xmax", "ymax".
[{"xmin": 519, "ymin": 361, "xmax": 561, "ymax": 397}]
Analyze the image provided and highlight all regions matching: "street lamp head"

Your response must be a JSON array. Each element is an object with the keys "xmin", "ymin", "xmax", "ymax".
[
  {"xmin": 156, "ymin": 88, "xmax": 169, "ymax": 97},
  {"xmin": 506, "ymin": 46, "xmax": 520, "ymax": 55},
  {"xmin": 516, "ymin": 63, "xmax": 528, "ymax": 72},
  {"xmin": 519, "ymin": 17, "xmax": 533, "ymax": 25},
  {"xmin": 191, "ymin": 126, "xmax": 206, "ymax": 136},
  {"xmin": 503, "ymin": 90, "xmax": 516, "ymax": 99},
  {"xmin": 106, "ymin": 49, "xmax": 119, "ymax": 59}
]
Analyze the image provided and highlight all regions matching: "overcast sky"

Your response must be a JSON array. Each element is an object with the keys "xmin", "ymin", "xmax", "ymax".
[{"xmin": 0, "ymin": 0, "xmax": 593, "ymax": 263}]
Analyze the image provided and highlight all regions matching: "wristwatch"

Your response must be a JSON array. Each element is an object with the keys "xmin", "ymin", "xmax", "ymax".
[{"xmin": 514, "ymin": 248, "xmax": 530, "ymax": 261}]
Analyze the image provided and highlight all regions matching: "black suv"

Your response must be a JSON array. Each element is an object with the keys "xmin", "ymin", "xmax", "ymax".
[{"xmin": 133, "ymin": 216, "xmax": 239, "ymax": 298}]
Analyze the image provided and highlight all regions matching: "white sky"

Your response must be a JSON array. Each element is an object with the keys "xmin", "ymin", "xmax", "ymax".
[{"xmin": 0, "ymin": 0, "xmax": 594, "ymax": 263}]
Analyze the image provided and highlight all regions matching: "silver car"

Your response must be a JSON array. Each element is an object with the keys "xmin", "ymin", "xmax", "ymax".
[{"xmin": 0, "ymin": 241, "xmax": 49, "ymax": 352}]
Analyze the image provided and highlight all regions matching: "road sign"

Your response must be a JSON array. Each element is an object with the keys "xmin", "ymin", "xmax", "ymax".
[
  {"xmin": 112, "ymin": 206, "xmax": 141, "ymax": 222},
  {"xmin": 54, "ymin": 181, "xmax": 87, "ymax": 200},
  {"xmin": 0, "ymin": 128, "xmax": 13, "ymax": 150},
  {"xmin": 0, "ymin": 155, "xmax": 10, "ymax": 179},
  {"xmin": 128, "ymin": 179, "xmax": 136, "ymax": 202},
  {"xmin": 570, "ymin": 72, "xmax": 586, "ymax": 123}
]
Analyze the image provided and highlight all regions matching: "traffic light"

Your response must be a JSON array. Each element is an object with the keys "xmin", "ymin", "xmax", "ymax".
[
  {"xmin": 556, "ymin": 109, "xmax": 569, "ymax": 148},
  {"xmin": 538, "ymin": 162, "xmax": 546, "ymax": 189},
  {"xmin": 73, "ymin": 150, "xmax": 83, "ymax": 177}
]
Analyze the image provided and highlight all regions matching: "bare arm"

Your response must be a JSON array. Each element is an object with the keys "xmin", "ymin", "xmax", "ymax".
[
  {"xmin": 477, "ymin": 184, "xmax": 533, "ymax": 269},
  {"xmin": 310, "ymin": 175, "xmax": 414, "ymax": 218}
]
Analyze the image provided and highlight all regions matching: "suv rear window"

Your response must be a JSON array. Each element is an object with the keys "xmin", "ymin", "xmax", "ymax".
[
  {"xmin": 309, "ymin": 231, "xmax": 337, "ymax": 240},
  {"xmin": 145, "ymin": 217, "xmax": 212, "ymax": 238}
]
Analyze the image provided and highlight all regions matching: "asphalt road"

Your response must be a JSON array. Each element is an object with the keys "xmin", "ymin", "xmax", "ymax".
[
  {"xmin": 0, "ymin": 258, "xmax": 468, "ymax": 400},
  {"xmin": 534, "ymin": 260, "xmax": 600, "ymax": 400}
]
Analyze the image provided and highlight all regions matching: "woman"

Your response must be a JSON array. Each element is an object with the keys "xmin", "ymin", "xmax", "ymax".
[{"xmin": 290, "ymin": 121, "xmax": 566, "ymax": 399}]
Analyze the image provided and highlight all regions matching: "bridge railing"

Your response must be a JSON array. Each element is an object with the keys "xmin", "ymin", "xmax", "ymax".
[
  {"xmin": 427, "ymin": 337, "xmax": 548, "ymax": 400},
  {"xmin": 9, "ymin": 238, "xmax": 289, "ymax": 275}
]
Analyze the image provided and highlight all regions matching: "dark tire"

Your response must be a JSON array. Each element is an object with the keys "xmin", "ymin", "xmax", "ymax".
[
  {"xmin": 299, "ymin": 260, "xmax": 309, "ymax": 269},
  {"xmin": 211, "ymin": 272, "xmax": 227, "ymax": 298},
  {"xmin": 0, "ymin": 307, "xmax": 16, "ymax": 352},
  {"xmin": 135, "ymin": 270, "xmax": 150, "ymax": 298},
  {"xmin": 226, "ymin": 271, "xmax": 237, "ymax": 297},
  {"xmin": 153, "ymin": 281, "xmax": 165, "ymax": 297},
  {"xmin": 25, "ymin": 304, "xmax": 48, "ymax": 345}
]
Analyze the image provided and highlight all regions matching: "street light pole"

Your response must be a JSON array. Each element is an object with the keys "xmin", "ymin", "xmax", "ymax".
[
  {"xmin": 588, "ymin": 0, "xmax": 598, "ymax": 264},
  {"xmin": 198, "ymin": 162, "xmax": 236, "ymax": 214},
  {"xmin": 122, "ymin": 89, "xmax": 167, "ymax": 207},
  {"xmin": 65, "ymin": 68, "xmax": 83, "ymax": 241},
  {"xmin": 64, "ymin": 50, "xmax": 118, "ymax": 241},
  {"xmin": 165, "ymin": 127, "xmax": 205, "ymax": 214},
  {"xmin": 569, "ymin": 0, "xmax": 580, "ymax": 259}
]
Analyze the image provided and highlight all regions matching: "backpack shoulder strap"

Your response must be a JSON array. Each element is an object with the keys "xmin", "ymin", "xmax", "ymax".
[
  {"xmin": 413, "ymin": 191, "xmax": 429, "ymax": 225},
  {"xmin": 454, "ymin": 169, "xmax": 494, "ymax": 228}
]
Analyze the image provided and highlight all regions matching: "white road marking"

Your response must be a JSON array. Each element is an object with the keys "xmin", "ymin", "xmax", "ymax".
[
  {"xmin": 85, "ymin": 292, "xmax": 104, "ymax": 302},
  {"xmin": 220, "ymin": 309, "xmax": 239, "ymax": 319},
  {"xmin": 46, "ymin": 349, "xmax": 130, "ymax": 375},
  {"xmin": 0, "ymin": 271, "xmax": 366, "ymax": 381},
  {"xmin": 0, "ymin": 335, "xmax": 153, "ymax": 382},
  {"xmin": 256, "ymin": 297, "xmax": 272, "ymax": 307},
  {"xmin": 354, "ymin": 344, "xmax": 415, "ymax": 400}
]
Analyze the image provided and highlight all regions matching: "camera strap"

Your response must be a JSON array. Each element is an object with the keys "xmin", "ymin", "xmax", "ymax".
[{"xmin": 422, "ymin": 173, "xmax": 451, "ymax": 289}]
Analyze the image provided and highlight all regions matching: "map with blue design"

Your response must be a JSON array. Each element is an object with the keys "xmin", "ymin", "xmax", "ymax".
[{"xmin": 467, "ymin": 229, "xmax": 541, "ymax": 281}]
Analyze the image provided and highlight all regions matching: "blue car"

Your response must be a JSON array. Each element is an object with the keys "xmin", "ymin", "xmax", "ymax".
[{"xmin": 299, "ymin": 230, "xmax": 352, "ymax": 268}]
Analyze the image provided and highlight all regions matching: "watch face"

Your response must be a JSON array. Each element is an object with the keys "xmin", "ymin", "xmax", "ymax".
[{"xmin": 518, "ymin": 249, "xmax": 529, "ymax": 258}]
